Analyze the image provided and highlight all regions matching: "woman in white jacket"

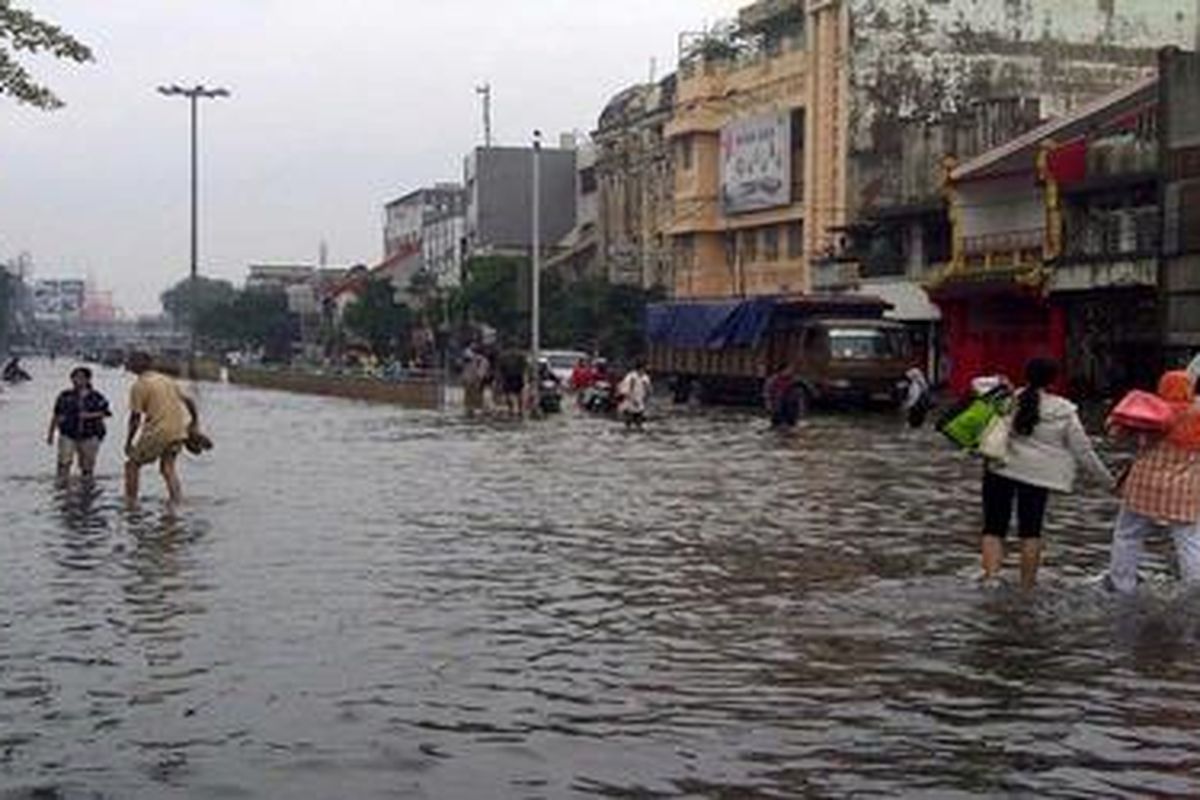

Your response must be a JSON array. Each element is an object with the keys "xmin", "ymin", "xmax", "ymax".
[{"xmin": 982, "ymin": 358, "xmax": 1114, "ymax": 589}]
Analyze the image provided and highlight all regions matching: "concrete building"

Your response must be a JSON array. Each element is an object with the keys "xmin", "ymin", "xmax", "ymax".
[
  {"xmin": 382, "ymin": 184, "xmax": 467, "ymax": 290},
  {"xmin": 246, "ymin": 264, "xmax": 316, "ymax": 292},
  {"xmin": 668, "ymin": 0, "xmax": 1197, "ymax": 302},
  {"xmin": 593, "ymin": 75, "xmax": 677, "ymax": 289},
  {"xmin": 1162, "ymin": 47, "xmax": 1200, "ymax": 362},
  {"xmin": 463, "ymin": 146, "xmax": 577, "ymax": 256},
  {"xmin": 546, "ymin": 140, "xmax": 603, "ymax": 282},
  {"xmin": 926, "ymin": 48, "xmax": 1200, "ymax": 396}
]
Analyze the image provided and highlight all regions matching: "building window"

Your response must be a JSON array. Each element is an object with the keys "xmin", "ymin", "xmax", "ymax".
[
  {"xmin": 787, "ymin": 221, "xmax": 804, "ymax": 259},
  {"xmin": 679, "ymin": 136, "xmax": 693, "ymax": 171},
  {"xmin": 763, "ymin": 227, "xmax": 780, "ymax": 261},
  {"xmin": 790, "ymin": 109, "xmax": 805, "ymax": 201},
  {"xmin": 741, "ymin": 229, "xmax": 758, "ymax": 263},
  {"xmin": 674, "ymin": 234, "xmax": 695, "ymax": 270},
  {"xmin": 580, "ymin": 166, "xmax": 597, "ymax": 194}
]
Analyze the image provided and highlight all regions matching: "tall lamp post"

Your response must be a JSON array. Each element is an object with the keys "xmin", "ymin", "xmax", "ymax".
[
  {"xmin": 530, "ymin": 130, "xmax": 542, "ymax": 373},
  {"xmin": 157, "ymin": 83, "xmax": 229, "ymax": 376}
]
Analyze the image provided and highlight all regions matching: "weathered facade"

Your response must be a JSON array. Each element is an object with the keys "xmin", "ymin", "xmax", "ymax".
[
  {"xmin": 846, "ymin": 0, "xmax": 1196, "ymax": 217},
  {"xmin": 1162, "ymin": 47, "xmax": 1200, "ymax": 360},
  {"xmin": 594, "ymin": 75, "xmax": 676, "ymax": 289},
  {"xmin": 931, "ymin": 50, "xmax": 1200, "ymax": 397},
  {"xmin": 669, "ymin": 0, "xmax": 1195, "ymax": 304}
]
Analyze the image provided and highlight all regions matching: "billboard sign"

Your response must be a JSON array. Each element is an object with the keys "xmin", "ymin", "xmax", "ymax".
[
  {"xmin": 32, "ymin": 279, "xmax": 85, "ymax": 321},
  {"xmin": 720, "ymin": 111, "xmax": 792, "ymax": 215}
]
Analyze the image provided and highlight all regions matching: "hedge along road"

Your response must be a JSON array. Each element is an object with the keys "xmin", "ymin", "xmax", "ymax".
[{"xmin": 1, "ymin": 359, "xmax": 1198, "ymax": 799}]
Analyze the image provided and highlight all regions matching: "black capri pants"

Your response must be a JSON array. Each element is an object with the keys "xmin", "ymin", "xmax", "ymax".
[{"xmin": 982, "ymin": 470, "xmax": 1050, "ymax": 539}]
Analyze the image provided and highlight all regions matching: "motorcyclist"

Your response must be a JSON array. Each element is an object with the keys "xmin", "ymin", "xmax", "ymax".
[
  {"xmin": 3, "ymin": 357, "xmax": 31, "ymax": 383},
  {"xmin": 569, "ymin": 357, "xmax": 595, "ymax": 392}
]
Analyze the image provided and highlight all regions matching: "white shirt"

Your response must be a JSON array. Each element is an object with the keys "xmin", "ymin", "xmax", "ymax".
[{"xmin": 618, "ymin": 370, "xmax": 651, "ymax": 414}]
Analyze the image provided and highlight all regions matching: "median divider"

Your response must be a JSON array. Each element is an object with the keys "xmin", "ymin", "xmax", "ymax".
[{"xmin": 228, "ymin": 366, "xmax": 445, "ymax": 410}]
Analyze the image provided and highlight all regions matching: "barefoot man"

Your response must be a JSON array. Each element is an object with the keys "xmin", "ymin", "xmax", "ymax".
[{"xmin": 123, "ymin": 352, "xmax": 199, "ymax": 503}]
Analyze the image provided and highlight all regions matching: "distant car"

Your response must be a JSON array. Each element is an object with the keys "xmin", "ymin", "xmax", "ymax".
[{"xmin": 542, "ymin": 349, "xmax": 590, "ymax": 387}]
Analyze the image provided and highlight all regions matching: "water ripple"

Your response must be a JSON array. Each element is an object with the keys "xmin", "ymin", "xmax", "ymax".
[{"xmin": 0, "ymin": 362, "xmax": 1198, "ymax": 798}]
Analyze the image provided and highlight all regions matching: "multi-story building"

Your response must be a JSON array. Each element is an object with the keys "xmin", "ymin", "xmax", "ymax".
[
  {"xmin": 382, "ymin": 184, "xmax": 467, "ymax": 291},
  {"xmin": 928, "ymin": 48, "xmax": 1200, "ymax": 396},
  {"xmin": 668, "ymin": 0, "xmax": 1196, "ymax": 304},
  {"xmin": 463, "ymin": 145, "xmax": 577, "ymax": 257},
  {"xmin": 546, "ymin": 140, "xmax": 603, "ymax": 283},
  {"xmin": 593, "ymin": 75, "xmax": 676, "ymax": 289}
]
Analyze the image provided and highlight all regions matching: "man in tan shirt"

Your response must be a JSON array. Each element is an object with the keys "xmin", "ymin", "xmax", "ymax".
[{"xmin": 124, "ymin": 352, "xmax": 199, "ymax": 503}]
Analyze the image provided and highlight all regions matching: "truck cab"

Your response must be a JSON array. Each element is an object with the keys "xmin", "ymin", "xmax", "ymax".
[{"xmin": 772, "ymin": 318, "xmax": 912, "ymax": 408}]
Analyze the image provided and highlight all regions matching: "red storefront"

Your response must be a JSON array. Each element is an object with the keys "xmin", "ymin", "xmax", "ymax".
[{"xmin": 934, "ymin": 280, "xmax": 1067, "ymax": 397}]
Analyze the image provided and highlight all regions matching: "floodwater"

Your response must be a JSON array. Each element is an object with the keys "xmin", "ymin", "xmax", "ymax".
[{"xmin": 2, "ymin": 361, "xmax": 1200, "ymax": 799}]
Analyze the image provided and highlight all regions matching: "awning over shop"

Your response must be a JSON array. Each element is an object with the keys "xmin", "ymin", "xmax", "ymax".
[{"xmin": 862, "ymin": 281, "xmax": 941, "ymax": 323}]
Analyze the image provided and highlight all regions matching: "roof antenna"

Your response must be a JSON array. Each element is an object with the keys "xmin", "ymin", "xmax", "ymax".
[{"xmin": 475, "ymin": 83, "xmax": 492, "ymax": 149}]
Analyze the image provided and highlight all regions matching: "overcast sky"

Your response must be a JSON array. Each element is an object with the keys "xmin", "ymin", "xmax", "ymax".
[{"xmin": 0, "ymin": 0, "xmax": 742, "ymax": 314}]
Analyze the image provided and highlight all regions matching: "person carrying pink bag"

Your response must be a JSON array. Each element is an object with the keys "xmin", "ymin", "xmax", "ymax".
[{"xmin": 1107, "ymin": 371, "xmax": 1200, "ymax": 594}]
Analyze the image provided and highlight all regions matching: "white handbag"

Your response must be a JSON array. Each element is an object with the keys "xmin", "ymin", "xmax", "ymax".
[{"xmin": 977, "ymin": 413, "xmax": 1012, "ymax": 462}]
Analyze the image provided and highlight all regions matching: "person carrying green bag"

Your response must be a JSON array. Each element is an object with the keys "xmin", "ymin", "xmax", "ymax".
[
  {"xmin": 978, "ymin": 358, "xmax": 1114, "ymax": 589},
  {"xmin": 937, "ymin": 378, "xmax": 1012, "ymax": 452}
]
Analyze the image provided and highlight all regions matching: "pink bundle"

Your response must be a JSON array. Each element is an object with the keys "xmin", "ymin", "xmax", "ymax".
[{"xmin": 1107, "ymin": 390, "xmax": 1178, "ymax": 432}]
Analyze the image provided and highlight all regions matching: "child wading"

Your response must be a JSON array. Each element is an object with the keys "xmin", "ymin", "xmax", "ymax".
[
  {"xmin": 980, "ymin": 358, "xmax": 1113, "ymax": 589},
  {"xmin": 1107, "ymin": 371, "xmax": 1200, "ymax": 593}
]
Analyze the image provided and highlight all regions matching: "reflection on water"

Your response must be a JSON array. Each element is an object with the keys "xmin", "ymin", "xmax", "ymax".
[{"xmin": 2, "ymin": 361, "xmax": 1200, "ymax": 798}]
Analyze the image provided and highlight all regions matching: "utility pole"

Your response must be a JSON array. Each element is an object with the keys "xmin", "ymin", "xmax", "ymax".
[
  {"xmin": 475, "ymin": 83, "xmax": 492, "ymax": 148},
  {"xmin": 157, "ymin": 83, "xmax": 230, "ymax": 377},
  {"xmin": 531, "ymin": 130, "xmax": 542, "ymax": 373}
]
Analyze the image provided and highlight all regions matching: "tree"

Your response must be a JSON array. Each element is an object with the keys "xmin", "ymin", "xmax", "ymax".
[
  {"xmin": 0, "ymin": 3, "xmax": 93, "ymax": 110},
  {"xmin": 342, "ymin": 277, "xmax": 413, "ymax": 358},
  {"xmin": 230, "ymin": 290, "xmax": 295, "ymax": 362},
  {"xmin": 161, "ymin": 276, "xmax": 238, "ymax": 324},
  {"xmin": 449, "ymin": 255, "xmax": 664, "ymax": 363},
  {"xmin": 454, "ymin": 256, "xmax": 530, "ymax": 343}
]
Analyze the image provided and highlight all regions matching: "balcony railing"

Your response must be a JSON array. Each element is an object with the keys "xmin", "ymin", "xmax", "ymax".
[{"xmin": 1061, "ymin": 209, "xmax": 1161, "ymax": 263}]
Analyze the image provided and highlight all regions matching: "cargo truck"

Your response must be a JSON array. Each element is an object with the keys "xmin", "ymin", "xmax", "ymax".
[{"xmin": 645, "ymin": 295, "xmax": 916, "ymax": 410}]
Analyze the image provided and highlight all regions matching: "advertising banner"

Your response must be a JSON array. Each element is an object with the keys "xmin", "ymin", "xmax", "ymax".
[{"xmin": 720, "ymin": 112, "xmax": 792, "ymax": 215}]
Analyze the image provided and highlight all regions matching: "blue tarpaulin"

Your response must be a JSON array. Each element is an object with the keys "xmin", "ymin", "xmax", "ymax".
[
  {"xmin": 646, "ymin": 298, "xmax": 776, "ymax": 350},
  {"xmin": 707, "ymin": 296, "xmax": 777, "ymax": 349}
]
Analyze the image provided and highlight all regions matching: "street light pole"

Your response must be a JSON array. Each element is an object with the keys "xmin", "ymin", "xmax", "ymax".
[
  {"xmin": 531, "ymin": 130, "xmax": 542, "ymax": 371},
  {"xmin": 157, "ymin": 83, "xmax": 230, "ymax": 377}
]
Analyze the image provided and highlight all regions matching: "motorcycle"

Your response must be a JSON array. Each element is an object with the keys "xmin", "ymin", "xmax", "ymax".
[
  {"xmin": 580, "ymin": 380, "xmax": 617, "ymax": 414},
  {"xmin": 538, "ymin": 377, "xmax": 563, "ymax": 414}
]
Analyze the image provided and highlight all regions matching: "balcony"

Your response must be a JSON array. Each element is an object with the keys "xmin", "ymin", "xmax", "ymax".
[
  {"xmin": 1048, "ymin": 258, "xmax": 1157, "ymax": 294},
  {"xmin": 810, "ymin": 259, "xmax": 861, "ymax": 291}
]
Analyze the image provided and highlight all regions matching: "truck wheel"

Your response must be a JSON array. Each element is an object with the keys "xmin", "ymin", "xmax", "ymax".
[{"xmin": 672, "ymin": 376, "xmax": 694, "ymax": 405}]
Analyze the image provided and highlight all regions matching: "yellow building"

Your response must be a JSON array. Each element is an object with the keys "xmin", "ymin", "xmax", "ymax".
[
  {"xmin": 666, "ymin": 0, "xmax": 1194, "ymax": 301},
  {"xmin": 666, "ymin": 0, "xmax": 843, "ymax": 299}
]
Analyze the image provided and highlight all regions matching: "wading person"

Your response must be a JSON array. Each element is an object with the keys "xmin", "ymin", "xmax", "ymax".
[
  {"xmin": 124, "ymin": 352, "xmax": 199, "ymax": 504},
  {"xmin": 764, "ymin": 363, "xmax": 801, "ymax": 429},
  {"xmin": 980, "ymin": 358, "xmax": 1113, "ymax": 589},
  {"xmin": 461, "ymin": 345, "xmax": 488, "ymax": 418},
  {"xmin": 496, "ymin": 348, "xmax": 527, "ymax": 417},
  {"xmin": 903, "ymin": 366, "xmax": 932, "ymax": 429},
  {"xmin": 617, "ymin": 360, "xmax": 652, "ymax": 430},
  {"xmin": 1107, "ymin": 371, "xmax": 1200, "ymax": 594},
  {"xmin": 47, "ymin": 366, "xmax": 111, "ymax": 479}
]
